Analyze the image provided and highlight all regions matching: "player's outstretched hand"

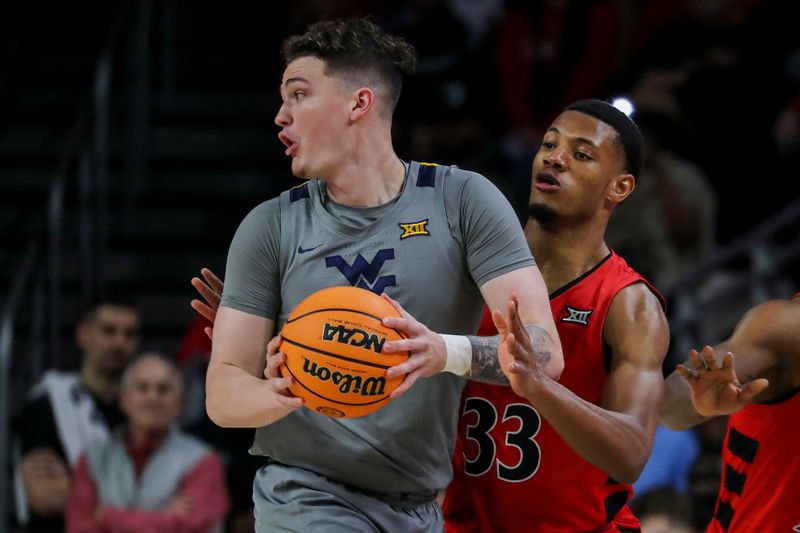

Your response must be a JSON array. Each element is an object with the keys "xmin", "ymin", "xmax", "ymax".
[
  {"xmin": 493, "ymin": 294, "xmax": 546, "ymax": 399},
  {"xmin": 380, "ymin": 293, "xmax": 447, "ymax": 398},
  {"xmin": 190, "ymin": 268, "xmax": 224, "ymax": 339},
  {"xmin": 676, "ymin": 346, "xmax": 769, "ymax": 417}
]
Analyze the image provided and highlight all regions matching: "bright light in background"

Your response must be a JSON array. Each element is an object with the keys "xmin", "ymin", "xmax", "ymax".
[{"xmin": 611, "ymin": 97, "xmax": 635, "ymax": 117}]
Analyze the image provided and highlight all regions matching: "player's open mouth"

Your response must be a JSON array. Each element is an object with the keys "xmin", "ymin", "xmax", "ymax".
[
  {"xmin": 278, "ymin": 132, "xmax": 297, "ymax": 156},
  {"xmin": 534, "ymin": 172, "xmax": 560, "ymax": 191}
]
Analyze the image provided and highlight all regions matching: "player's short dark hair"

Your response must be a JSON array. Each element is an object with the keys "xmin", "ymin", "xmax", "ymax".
[
  {"xmin": 282, "ymin": 18, "xmax": 417, "ymax": 116},
  {"xmin": 565, "ymin": 99, "xmax": 644, "ymax": 178}
]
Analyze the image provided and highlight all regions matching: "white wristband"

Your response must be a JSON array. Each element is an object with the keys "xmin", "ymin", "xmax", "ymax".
[{"xmin": 441, "ymin": 334, "xmax": 473, "ymax": 376}]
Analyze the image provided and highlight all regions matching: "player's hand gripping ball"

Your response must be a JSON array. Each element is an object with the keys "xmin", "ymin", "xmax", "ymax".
[{"xmin": 279, "ymin": 286, "xmax": 409, "ymax": 418}]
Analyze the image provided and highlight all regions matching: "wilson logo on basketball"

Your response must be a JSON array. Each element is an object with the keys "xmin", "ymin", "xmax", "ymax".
[
  {"xmin": 302, "ymin": 358, "xmax": 387, "ymax": 396},
  {"xmin": 322, "ymin": 323, "xmax": 386, "ymax": 353}
]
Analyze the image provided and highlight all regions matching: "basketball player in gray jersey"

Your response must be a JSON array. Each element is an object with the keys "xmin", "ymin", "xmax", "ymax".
[{"xmin": 206, "ymin": 20, "xmax": 563, "ymax": 532}]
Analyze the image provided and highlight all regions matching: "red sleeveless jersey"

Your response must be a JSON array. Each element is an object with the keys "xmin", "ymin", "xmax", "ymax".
[
  {"xmin": 444, "ymin": 252, "xmax": 663, "ymax": 533},
  {"xmin": 706, "ymin": 371, "xmax": 800, "ymax": 530}
]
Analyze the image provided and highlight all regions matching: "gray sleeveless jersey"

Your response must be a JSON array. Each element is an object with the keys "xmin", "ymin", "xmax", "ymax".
[{"xmin": 221, "ymin": 161, "xmax": 534, "ymax": 494}]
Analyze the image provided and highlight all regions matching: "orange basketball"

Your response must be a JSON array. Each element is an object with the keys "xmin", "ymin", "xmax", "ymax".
[{"xmin": 278, "ymin": 286, "xmax": 409, "ymax": 418}]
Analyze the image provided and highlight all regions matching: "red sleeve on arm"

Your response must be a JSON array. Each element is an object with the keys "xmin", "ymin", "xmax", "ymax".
[
  {"xmin": 97, "ymin": 452, "xmax": 230, "ymax": 533},
  {"xmin": 66, "ymin": 455, "xmax": 102, "ymax": 533}
]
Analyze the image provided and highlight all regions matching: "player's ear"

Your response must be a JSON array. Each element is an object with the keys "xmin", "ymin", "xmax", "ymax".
[
  {"xmin": 608, "ymin": 173, "xmax": 635, "ymax": 205},
  {"xmin": 350, "ymin": 87, "xmax": 375, "ymax": 122}
]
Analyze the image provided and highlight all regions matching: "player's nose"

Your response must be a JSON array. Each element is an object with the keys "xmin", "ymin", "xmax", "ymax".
[
  {"xmin": 543, "ymin": 147, "xmax": 567, "ymax": 169},
  {"xmin": 275, "ymin": 103, "xmax": 291, "ymax": 127}
]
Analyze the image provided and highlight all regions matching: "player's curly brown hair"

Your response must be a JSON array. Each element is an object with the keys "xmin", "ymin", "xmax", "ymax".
[{"xmin": 282, "ymin": 18, "xmax": 416, "ymax": 117}]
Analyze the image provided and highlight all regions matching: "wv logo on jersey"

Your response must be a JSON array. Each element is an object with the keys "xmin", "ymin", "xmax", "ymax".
[
  {"xmin": 325, "ymin": 249, "xmax": 396, "ymax": 294},
  {"xmin": 399, "ymin": 219, "xmax": 430, "ymax": 239},
  {"xmin": 561, "ymin": 306, "xmax": 593, "ymax": 326}
]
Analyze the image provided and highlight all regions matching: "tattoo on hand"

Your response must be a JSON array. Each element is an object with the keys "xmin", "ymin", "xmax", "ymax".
[{"xmin": 468, "ymin": 324, "xmax": 552, "ymax": 385}]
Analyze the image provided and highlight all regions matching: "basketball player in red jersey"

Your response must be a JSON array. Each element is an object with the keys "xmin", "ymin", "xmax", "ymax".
[
  {"xmin": 443, "ymin": 100, "xmax": 669, "ymax": 533},
  {"xmin": 660, "ymin": 293, "xmax": 800, "ymax": 532}
]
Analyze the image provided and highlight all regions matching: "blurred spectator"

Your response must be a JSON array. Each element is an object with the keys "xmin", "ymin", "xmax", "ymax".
[
  {"xmin": 633, "ymin": 426, "xmax": 701, "ymax": 498},
  {"xmin": 607, "ymin": 109, "xmax": 717, "ymax": 285},
  {"xmin": 631, "ymin": 487, "xmax": 697, "ymax": 533},
  {"xmin": 66, "ymin": 353, "xmax": 229, "ymax": 533},
  {"xmin": 15, "ymin": 297, "xmax": 140, "ymax": 532}
]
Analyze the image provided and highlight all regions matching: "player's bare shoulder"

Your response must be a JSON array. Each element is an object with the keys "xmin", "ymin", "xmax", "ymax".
[{"xmin": 604, "ymin": 282, "xmax": 669, "ymax": 364}]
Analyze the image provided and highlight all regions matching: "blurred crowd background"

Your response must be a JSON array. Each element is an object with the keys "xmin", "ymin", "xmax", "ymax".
[{"xmin": 2, "ymin": 0, "xmax": 799, "ymax": 532}]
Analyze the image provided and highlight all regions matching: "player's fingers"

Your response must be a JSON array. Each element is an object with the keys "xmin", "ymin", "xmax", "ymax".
[
  {"xmin": 509, "ymin": 294, "xmax": 524, "ymax": 329},
  {"xmin": 267, "ymin": 375, "xmax": 294, "ymax": 393},
  {"xmin": 382, "ymin": 337, "xmax": 423, "ymax": 354},
  {"xmin": 267, "ymin": 377, "xmax": 303, "ymax": 408},
  {"xmin": 701, "ymin": 345, "xmax": 719, "ymax": 370},
  {"xmin": 740, "ymin": 378, "xmax": 770, "ymax": 402},
  {"xmin": 386, "ymin": 355, "xmax": 425, "ymax": 379},
  {"xmin": 201, "ymin": 267, "xmax": 224, "ymax": 294},
  {"xmin": 380, "ymin": 293, "xmax": 414, "ymax": 320},
  {"xmin": 721, "ymin": 351, "xmax": 735, "ymax": 370},
  {"xmin": 277, "ymin": 394, "xmax": 304, "ymax": 409},
  {"xmin": 688, "ymin": 349, "xmax": 706, "ymax": 372},
  {"xmin": 265, "ymin": 352, "xmax": 285, "ymax": 379},
  {"xmin": 676, "ymin": 364, "xmax": 696, "ymax": 381},
  {"xmin": 508, "ymin": 333, "xmax": 534, "ymax": 364},
  {"xmin": 491, "ymin": 308, "xmax": 509, "ymax": 335},
  {"xmin": 504, "ymin": 332, "xmax": 522, "ymax": 358},
  {"xmin": 382, "ymin": 316, "xmax": 425, "ymax": 340},
  {"xmin": 389, "ymin": 371, "xmax": 419, "ymax": 398},
  {"xmin": 191, "ymin": 277, "xmax": 221, "ymax": 308},
  {"xmin": 190, "ymin": 299, "xmax": 216, "ymax": 323},
  {"xmin": 204, "ymin": 326, "xmax": 213, "ymax": 340},
  {"xmin": 507, "ymin": 298, "xmax": 532, "ymax": 350},
  {"xmin": 267, "ymin": 334, "xmax": 283, "ymax": 356}
]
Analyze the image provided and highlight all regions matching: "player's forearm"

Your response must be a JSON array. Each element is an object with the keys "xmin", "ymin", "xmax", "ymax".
[
  {"xmin": 659, "ymin": 372, "xmax": 711, "ymax": 430},
  {"xmin": 468, "ymin": 324, "xmax": 560, "ymax": 384},
  {"xmin": 526, "ymin": 379, "xmax": 653, "ymax": 484},
  {"xmin": 205, "ymin": 363, "xmax": 284, "ymax": 428}
]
